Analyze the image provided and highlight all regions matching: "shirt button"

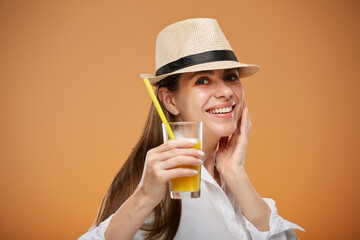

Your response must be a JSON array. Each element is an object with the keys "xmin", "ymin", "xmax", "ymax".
[{"xmin": 239, "ymin": 230, "xmax": 244, "ymax": 239}]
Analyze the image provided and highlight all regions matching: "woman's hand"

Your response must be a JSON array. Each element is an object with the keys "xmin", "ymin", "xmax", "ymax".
[
  {"xmin": 216, "ymin": 100, "xmax": 252, "ymax": 182},
  {"xmin": 215, "ymin": 101, "xmax": 271, "ymax": 231},
  {"xmin": 136, "ymin": 139, "xmax": 203, "ymax": 206},
  {"xmin": 104, "ymin": 140, "xmax": 202, "ymax": 240}
]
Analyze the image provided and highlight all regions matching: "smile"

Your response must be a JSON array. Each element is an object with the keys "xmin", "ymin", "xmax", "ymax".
[
  {"xmin": 206, "ymin": 106, "xmax": 234, "ymax": 114},
  {"xmin": 205, "ymin": 102, "xmax": 236, "ymax": 115}
]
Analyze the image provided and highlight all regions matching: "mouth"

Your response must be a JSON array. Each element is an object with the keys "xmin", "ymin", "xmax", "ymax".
[{"xmin": 206, "ymin": 102, "xmax": 236, "ymax": 115}]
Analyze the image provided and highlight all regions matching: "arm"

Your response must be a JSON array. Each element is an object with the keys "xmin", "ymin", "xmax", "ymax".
[
  {"xmin": 104, "ymin": 188, "xmax": 155, "ymax": 240},
  {"xmin": 104, "ymin": 139, "xmax": 203, "ymax": 240},
  {"xmin": 243, "ymin": 197, "xmax": 305, "ymax": 240},
  {"xmin": 216, "ymin": 100, "xmax": 270, "ymax": 231},
  {"xmin": 221, "ymin": 165, "xmax": 271, "ymax": 231},
  {"xmin": 216, "ymin": 101, "xmax": 305, "ymax": 239}
]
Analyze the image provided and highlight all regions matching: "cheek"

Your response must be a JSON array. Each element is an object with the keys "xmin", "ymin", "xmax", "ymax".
[
  {"xmin": 193, "ymin": 92, "xmax": 211, "ymax": 115},
  {"xmin": 186, "ymin": 99, "xmax": 205, "ymax": 119},
  {"xmin": 234, "ymin": 85, "xmax": 244, "ymax": 98},
  {"xmin": 196, "ymin": 91, "xmax": 210, "ymax": 107},
  {"xmin": 178, "ymin": 92, "xmax": 208, "ymax": 120},
  {"xmin": 233, "ymin": 86, "xmax": 244, "ymax": 122}
]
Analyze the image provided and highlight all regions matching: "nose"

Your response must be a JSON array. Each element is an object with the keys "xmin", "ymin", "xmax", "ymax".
[{"xmin": 214, "ymin": 80, "xmax": 233, "ymax": 99}]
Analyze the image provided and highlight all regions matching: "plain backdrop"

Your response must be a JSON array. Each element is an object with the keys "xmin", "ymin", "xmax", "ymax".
[{"xmin": 1, "ymin": 0, "xmax": 359, "ymax": 239}]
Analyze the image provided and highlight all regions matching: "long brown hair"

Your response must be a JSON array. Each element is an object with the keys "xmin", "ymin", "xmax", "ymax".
[{"xmin": 94, "ymin": 74, "xmax": 182, "ymax": 239}]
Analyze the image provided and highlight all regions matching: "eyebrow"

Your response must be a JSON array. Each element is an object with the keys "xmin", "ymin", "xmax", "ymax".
[{"xmin": 188, "ymin": 68, "xmax": 238, "ymax": 79}]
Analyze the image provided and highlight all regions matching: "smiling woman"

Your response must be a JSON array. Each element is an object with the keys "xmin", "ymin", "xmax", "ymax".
[
  {"xmin": 78, "ymin": 18, "xmax": 305, "ymax": 240},
  {"xmin": 158, "ymin": 69, "xmax": 244, "ymax": 142}
]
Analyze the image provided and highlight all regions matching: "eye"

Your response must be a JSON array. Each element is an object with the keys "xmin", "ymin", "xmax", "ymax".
[
  {"xmin": 195, "ymin": 78, "xmax": 209, "ymax": 85},
  {"xmin": 225, "ymin": 74, "xmax": 239, "ymax": 82}
]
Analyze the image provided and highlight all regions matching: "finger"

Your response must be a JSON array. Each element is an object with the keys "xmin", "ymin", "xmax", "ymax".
[
  {"xmin": 157, "ymin": 148, "xmax": 204, "ymax": 162},
  {"xmin": 240, "ymin": 100, "xmax": 248, "ymax": 127},
  {"xmin": 228, "ymin": 100, "xmax": 248, "ymax": 146},
  {"xmin": 161, "ymin": 156, "xmax": 202, "ymax": 169},
  {"xmin": 239, "ymin": 102, "xmax": 251, "ymax": 138},
  {"xmin": 161, "ymin": 168, "xmax": 199, "ymax": 180},
  {"xmin": 218, "ymin": 136, "xmax": 229, "ymax": 152},
  {"xmin": 235, "ymin": 100, "xmax": 247, "ymax": 134},
  {"xmin": 154, "ymin": 139, "xmax": 199, "ymax": 153}
]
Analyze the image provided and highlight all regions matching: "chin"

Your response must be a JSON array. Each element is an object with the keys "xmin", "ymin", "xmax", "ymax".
[
  {"xmin": 220, "ymin": 126, "xmax": 237, "ymax": 137},
  {"xmin": 205, "ymin": 122, "xmax": 237, "ymax": 137}
]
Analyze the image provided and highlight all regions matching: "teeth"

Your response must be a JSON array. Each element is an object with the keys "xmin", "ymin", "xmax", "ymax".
[{"xmin": 208, "ymin": 106, "xmax": 233, "ymax": 114}]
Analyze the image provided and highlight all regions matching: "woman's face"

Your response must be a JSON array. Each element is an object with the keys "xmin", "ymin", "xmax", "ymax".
[{"xmin": 173, "ymin": 68, "xmax": 244, "ymax": 137}]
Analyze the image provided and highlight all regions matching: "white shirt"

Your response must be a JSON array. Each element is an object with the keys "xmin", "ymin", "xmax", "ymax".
[{"xmin": 79, "ymin": 165, "xmax": 305, "ymax": 240}]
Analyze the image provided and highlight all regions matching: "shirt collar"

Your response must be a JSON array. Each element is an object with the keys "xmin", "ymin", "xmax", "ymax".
[{"xmin": 201, "ymin": 165, "xmax": 226, "ymax": 189}]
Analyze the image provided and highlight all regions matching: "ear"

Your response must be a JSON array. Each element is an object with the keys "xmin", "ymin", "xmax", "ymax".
[{"xmin": 158, "ymin": 87, "xmax": 178, "ymax": 115}]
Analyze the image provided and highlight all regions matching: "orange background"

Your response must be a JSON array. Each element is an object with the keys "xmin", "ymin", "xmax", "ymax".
[{"xmin": 1, "ymin": 1, "xmax": 359, "ymax": 239}]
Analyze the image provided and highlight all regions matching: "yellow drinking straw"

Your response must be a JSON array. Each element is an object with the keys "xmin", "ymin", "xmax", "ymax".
[{"xmin": 143, "ymin": 78, "xmax": 175, "ymax": 140}]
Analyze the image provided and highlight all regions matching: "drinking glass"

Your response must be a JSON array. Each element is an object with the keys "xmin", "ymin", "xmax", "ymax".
[{"xmin": 162, "ymin": 121, "xmax": 203, "ymax": 199}]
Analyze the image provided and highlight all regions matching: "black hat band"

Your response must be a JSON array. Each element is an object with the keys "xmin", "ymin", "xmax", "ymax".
[{"xmin": 155, "ymin": 50, "xmax": 238, "ymax": 76}]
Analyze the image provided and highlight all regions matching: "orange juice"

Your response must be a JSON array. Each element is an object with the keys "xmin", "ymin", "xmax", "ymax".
[{"xmin": 170, "ymin": 139, "xmax": 201, "ymax": 192}]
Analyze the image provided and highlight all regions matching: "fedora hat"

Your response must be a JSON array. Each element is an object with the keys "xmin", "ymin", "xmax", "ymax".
[{"xmin": 140, "ymin": 18, "xmax": 260, "ymax": 85}]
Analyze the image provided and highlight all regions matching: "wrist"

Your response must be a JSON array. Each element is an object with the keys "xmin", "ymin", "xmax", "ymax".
[
  {"xmin": 220, "ymin": 165, "xmax": 247, "ymax": 184},
  {"xmin": 133, "ymin": 186, "xmax": 158, "ymax": 211}
]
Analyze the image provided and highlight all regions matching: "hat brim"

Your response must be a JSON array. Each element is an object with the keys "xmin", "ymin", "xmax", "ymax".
[{"xmin": 140, "ymin": 60, "xmax": 260, "ymax": 85}]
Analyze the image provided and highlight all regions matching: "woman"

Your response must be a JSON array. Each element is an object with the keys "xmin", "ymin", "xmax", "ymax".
[{"xmin": 79, "ymin": 18, "xmax": 304, "ymax": 240}]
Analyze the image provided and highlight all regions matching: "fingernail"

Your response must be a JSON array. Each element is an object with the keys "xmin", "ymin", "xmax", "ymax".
[
  {"xmin": 197, "ymin": 159, "xmax": 203, "ymax": 164},
  {"xmin": 198, "ymin": 150, "xmax": 205, "ymax": 156},
  {"xmin": 193, "ymin": 170, "xmax": 198, "ymax": 175},
  {"xmin": 187, "ymin": 139, "xmax": 197, "ymax": 144}
]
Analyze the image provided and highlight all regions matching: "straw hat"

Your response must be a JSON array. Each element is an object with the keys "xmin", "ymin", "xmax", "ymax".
[{"xmin": 140, "ymin": 18, "xmax": 260, "ymax": 85}]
